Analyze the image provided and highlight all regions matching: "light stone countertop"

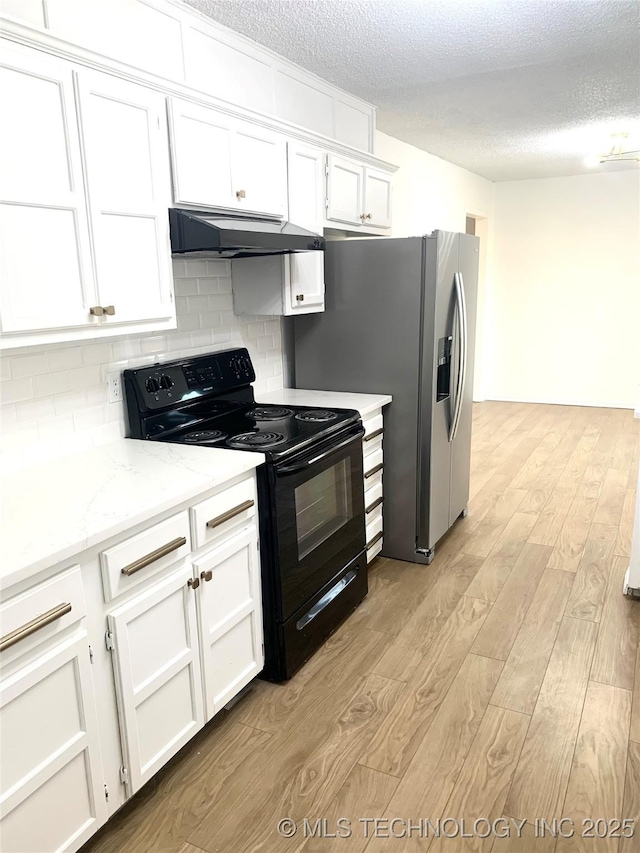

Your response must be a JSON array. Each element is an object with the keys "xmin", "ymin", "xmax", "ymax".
[
  {"xmin": 0, "ymin": 439, "xmax": 265, "ymax": 593},
  {"xmin": 262, "ymin": 388, "xmax": 392, "ymax": 418}
]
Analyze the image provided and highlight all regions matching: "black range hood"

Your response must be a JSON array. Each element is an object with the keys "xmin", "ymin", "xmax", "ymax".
[{"xmin": 169, "ymin": 208, "xmax": 325, "ymax": 259}]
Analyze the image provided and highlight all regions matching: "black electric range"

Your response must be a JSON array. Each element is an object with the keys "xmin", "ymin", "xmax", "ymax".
[{"xmin": 124, "ymin": 348, "xmax": 368, "ymax": 681}]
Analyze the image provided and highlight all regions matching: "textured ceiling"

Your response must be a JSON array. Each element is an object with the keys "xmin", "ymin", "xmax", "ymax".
[{"xmin": 183, "ymin": 0, "xmax": 640, "ymax": 181}]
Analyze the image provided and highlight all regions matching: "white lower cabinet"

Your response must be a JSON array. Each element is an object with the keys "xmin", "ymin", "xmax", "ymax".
[
  {"xmin": 0, "ymin": 632, "xmax": 108, "ymax": 853},
  {"xmin": 194, "ymin": 526, "xmax": 263, "ymax": 719},
  {"xmin": 107, "ymin": 563, "xmax": 205, "ymax": 794}
]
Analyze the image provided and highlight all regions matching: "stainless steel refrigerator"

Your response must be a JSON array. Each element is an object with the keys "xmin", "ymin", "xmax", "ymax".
[{"xmin": 293, "ymin": 231, "xmax": 479, "ymax": 564}]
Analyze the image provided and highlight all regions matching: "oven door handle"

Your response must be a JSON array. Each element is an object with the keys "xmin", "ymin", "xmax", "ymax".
[{"xmin": 276, "ymin": 428, "xmax": 364, "ymax": 475}]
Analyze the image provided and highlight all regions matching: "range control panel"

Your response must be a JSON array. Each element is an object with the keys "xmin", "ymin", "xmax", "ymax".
[{"xmin": 124, "ymin": 348, "xmax": 256, "ymax": 412}]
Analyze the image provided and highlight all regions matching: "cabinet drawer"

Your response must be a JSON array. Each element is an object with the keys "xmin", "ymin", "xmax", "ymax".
[
  {"xmin": 100, "ymin": 511, "xmax": 191, "ymax": 602},
  {"xmin": 363, "ymin": 448, "xmax": 383, "ymax": 494},
  {"xmin": 365, "ymin": 505, "xmax": 383, "ymax": 551},
  {"xmin": 364, "ymin": 482, "xmax": 383, "ymax": 518},
  {"xmin": 367, "ymin": 535, "xmax": 384, "ymax": 563},
  {"xmin": 0, "ymin": 566, "xmax": 85, "ymax": 660},
  {"xmin": 191, "ymin": 477, "xmax": 256, "ymax": 551},
  {"xmin": 362, "ymin": 412, "xmax": 383, "ymax": 448}
]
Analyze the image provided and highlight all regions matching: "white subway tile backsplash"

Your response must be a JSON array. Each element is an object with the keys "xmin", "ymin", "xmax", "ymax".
[
  {"xmin": 1, "ymin": 377, "xmax": 34, "ymax": 404},
  {"xmin": 11, "ymin": 353, "xmax": 50, "ymax": 378},
  {"xmin": 0, "ymin": 260, "xmax": 285, "ymax": 469},
  {"xmin": 48, "ymin": 347, "xmax": 83, "ymax": 372}
]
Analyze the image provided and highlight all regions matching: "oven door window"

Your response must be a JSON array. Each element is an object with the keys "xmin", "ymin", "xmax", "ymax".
[
  {"xmin": 295, "ymin": 458, "xmax": 353, "ymax": 560},
  {"xmin": 274, "ymin": 433, "xmax": 365, "ymax": 620}
]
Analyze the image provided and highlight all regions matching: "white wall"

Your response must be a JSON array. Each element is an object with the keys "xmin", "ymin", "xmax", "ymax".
[
  {"xmin": 488, "ymin": 170, "xmax": 640, "ymax": 408},
  {"xmin": 375, "ymin": 132, "xmax": 495, "ymax": 399},
  {"xmin": 0, "ymin": 260, "xmax": 284, "ymax": 473}
]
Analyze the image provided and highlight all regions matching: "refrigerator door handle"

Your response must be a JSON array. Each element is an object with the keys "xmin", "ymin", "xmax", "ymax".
[{"xmin": 449, "ymin": 272, "xmax": 468, "ymax": 442}]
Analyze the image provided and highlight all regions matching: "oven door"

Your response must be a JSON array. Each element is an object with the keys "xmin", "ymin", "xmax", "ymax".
[{"xmin": 273, "ymin": 426, "xmax": 365, "ymax": 620}]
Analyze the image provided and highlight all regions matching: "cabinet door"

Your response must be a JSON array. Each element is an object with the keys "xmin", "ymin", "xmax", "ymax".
[
  {"xmin": 194, "ymin": 527, "xmax": 263, "ymax": 720},
  {"xmin": 0, "ymin": 47, "xmax": 97, "ymax": 335},
  {"xmin": 233, "ymin": 121, "xmax": 288, "ymax": 217},
  {"xmin": 285, "ymin": 142, "xmax": 325, "ymax": 314},
  {"xmin": 364, "ymin": 167, "xmax": 392, "ymax": 229},
  {"xmin": 168, "ymin": 98, "xmax": 235, "ymax": 209},
  {"xmin": 108, "ymin": 565, "xmax": 204, "ymax": 793},
  {"xmin": 77, "ymin": 70, "xmax": 174, "ymax": 326},
  {"xmin": 0, "ymin": 632, "xmax": 107, "ymax": 853},
  {"xmin": 326, "ymin": 154, "xmax": 364, "ymax": 226}
]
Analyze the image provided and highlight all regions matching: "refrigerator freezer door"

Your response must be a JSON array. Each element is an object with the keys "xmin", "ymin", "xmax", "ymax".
[
  {"xmin": 449, "ymin": 233, "xmax": 480, "ymax": 524},
  {"xmin": 417, "ymin": 231, "xmax": 456, "ymax": 554},
  {"xmin": 294, "ymin": 237, "xmax": 425, "ymax": 563}
]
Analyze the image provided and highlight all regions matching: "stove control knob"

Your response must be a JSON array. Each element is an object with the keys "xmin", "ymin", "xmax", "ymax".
[
  {"xmin": 145, "ymin": 377, "xmax": 160, "ymax": 393},
  {"xmin": 159, "ymin": 374, "xmax": 174, "ymax": 390}
]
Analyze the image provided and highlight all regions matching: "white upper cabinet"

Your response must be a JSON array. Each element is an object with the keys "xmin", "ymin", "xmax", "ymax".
[
  {"xmin": 0, "ymin": 47, "xmax": 97, "ymax": 336},
  {"xmin": 364, "ymin": 167, "xmax": 393, "ymax": 229},
  {"xmin": 286, "ymin": 142, "xmax": 325, "ymax": 313},
  {"xmin": 326, "ymin": 154, "xmax": 364, "ymax": 227},
  {"xmin": 168, "ymin": 99, "xmax": 235, "ymax": 210},
  {"xmin": 76, "ymin": 71, "xmax": 174, "ymax": 326},
  {"xmin": 326, "ymin": 155, "xmax": 393, "ymax": 232},
  {"xmin": 169, "ymin": 98, "xmax": 287, "ymax": 218},
  {"xmin": 0, "ymin": 45, "xmax": 177, "ymax": 349},
  {"xmin": 233, "ymin": 121, "xmax": 287, "ymax": 217}
]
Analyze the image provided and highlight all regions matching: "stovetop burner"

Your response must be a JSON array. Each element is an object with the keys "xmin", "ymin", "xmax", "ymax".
[
  {"xmin": 227, "ymin": 431, "xmax": 288, "ymax": 449},
  {"xmin": 183, "ymin": 429, "xmax": 228, "ymax": 444},
  {"xmin": 247, "ymin": 407, "xmax": 294, "ymax": 421},
  {"xmin": 295, "ymin": 409, "xmax": 338, "ymax": 422}
]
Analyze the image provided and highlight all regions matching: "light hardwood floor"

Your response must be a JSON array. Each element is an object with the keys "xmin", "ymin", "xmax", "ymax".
[{"xmin": 82, "ymin": 402, "xmax": 640, "ymax": 853}]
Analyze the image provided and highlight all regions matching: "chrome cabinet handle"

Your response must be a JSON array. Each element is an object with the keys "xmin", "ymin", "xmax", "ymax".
[
  {"xmin": 296, "ymin": 294, "xmax": 305, "ymax": 302},
  {"xmin": 364, "ymin": 428, "xmax": 383, "ymax": 442},
  {"xmin": 90, "ymin": 305, "xmax": 116, "ymax": 316},
  {"xmin": 364, "ymin": 463, "xmax": 383, "ymax": 479},
  {"xmin": 365, "ymin": 496, "xmax": 383, "ymax": 515},
  {"xmin": 188, "ymin": 577, "xmax": 200, "ymax": 590},
  {"xmin": 200, "ymin": 569, "xmax": 213, "ymax": 582},
  {"xmin": 103, "ymin": 305, "xmax": 115, "ymax": 315},
  {"xmin": 236, "ymin": 189, "xmax": 246, "ymax": 199},
  {"xmin": 0, "ymin": 602, "xmax": 72, "ymax": 652},
  {"xmin": 206, "ymin": 499, "xmax": 254, "ymax": 530},
  {"xmin": 367, "ymin": 531, "xmax": 383, "ymax": 550},
  {"xmin": 121, "ymin": 536, "xmax": 187, "ymax": 576}
]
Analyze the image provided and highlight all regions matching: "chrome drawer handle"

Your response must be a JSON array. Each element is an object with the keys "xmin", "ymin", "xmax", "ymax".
[
  {"xmin": 0, "ymin": 602, "xmax": 72, "ymax": 652},
  {"xmin": 364, "ymin": 463, "xmax": 383, "ymax": 479},
  {"xmin": 365, "ymin": 496, "xmax": 383, "ymax": 515},
  {"xmin": 121, "ymin": 536, "xmax": 187, "ymax": 576},
  {"xmin": 366, "ymin": 531, "xmax": 383, "ymax": 550},
  {"xmin": 364, "ymin": 428, "xmax": 383, "ymax": 442},
  {"xmin": 206, "ymin": 499, "xmax": 254, "ymax": 530}
]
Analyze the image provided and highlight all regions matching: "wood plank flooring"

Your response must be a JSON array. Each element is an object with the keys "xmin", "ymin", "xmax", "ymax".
[{"xmin": 82, "ymin": 401, "xmax": 640, "ymax": 853}]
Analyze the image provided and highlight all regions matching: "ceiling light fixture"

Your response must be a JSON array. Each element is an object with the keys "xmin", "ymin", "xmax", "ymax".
[{"xmin": 584, "ymin": 132, "xmax": 640, "ymax": 167}]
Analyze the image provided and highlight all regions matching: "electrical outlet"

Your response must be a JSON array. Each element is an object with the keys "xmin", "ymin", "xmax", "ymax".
[{"xmin": 107, "ymin": 372, "xmax": 122, "ymax": 404}]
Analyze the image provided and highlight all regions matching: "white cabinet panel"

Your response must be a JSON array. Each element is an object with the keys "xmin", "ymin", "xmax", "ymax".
[
  {"xmin": 286, "ymin": 143, "xmax": 325, "ymax": 313},
  {"xmin": 0, "ymin": 48, "xmax": 96, "ymax": 334},
  {"xmin": 326, "ymin": 155, "xmax": 364, "ymax": 226},
  {"xmin": 0, "ymin": 632, "xmax": 107, "ymax": 853},
  {"xmin": 169, "ymin": 99, "xmax": 287, "ymax": 217},
  {"xmin": 364, "ymin": 167, "xmax": 392, "ymax": 229},
  {"xmin": 333, "ymin": 99, "xmax": 372, "ymax": 151},
  {"xmin": 169, "ymin": 99, "xmax": 235, "ymax": 209},
  {"xmin": 194, "ymin": 527, "xmax": 263, "ymax": 719},
  {"xmin": 233, "ymin": 121, "xmax": 287, "ymax": 217},
  {"xmin": 108, "ymin": 566, "xmax": 204, "ymax": 793},
  {"xmin": 274, "ymin": 70, "xmax": 333, "ymax": 138},
  {"xmin": 184, "ymin": 26, "xmax": 274, "ymax": 114},
  {"xmin": 0, "ymin": 0, "xmax": 45, "ymax": 26},
  {"xmin": 77, "ymin": 70, "xmax": 174, "ymax": 326}
]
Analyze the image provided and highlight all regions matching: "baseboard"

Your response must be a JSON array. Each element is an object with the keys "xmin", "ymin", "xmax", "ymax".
[{"xmin": 483, "ymin": 395, "xmax": 634, "ymax": 410}]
